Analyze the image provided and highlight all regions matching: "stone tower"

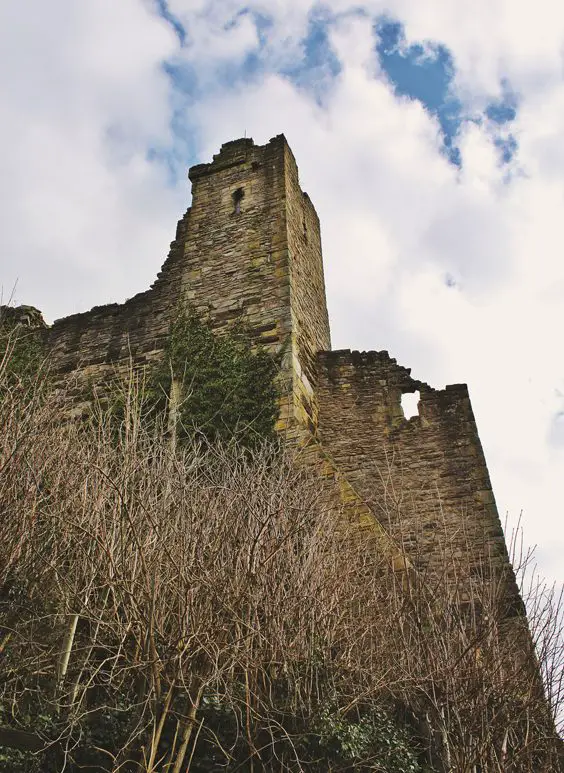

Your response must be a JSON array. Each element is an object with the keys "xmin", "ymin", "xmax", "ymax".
[
  {"xmin": 183, "ymin": 135, "xmax": 331, "ymax": 437},
  {"xmin": 44, "ymin": 135, "xmax": 329, "ymax": 437}
]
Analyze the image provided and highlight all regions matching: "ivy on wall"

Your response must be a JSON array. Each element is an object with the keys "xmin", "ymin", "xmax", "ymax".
[
  {"xmin": 0, "ymin": 323, "xmax": 45, "ymax": 393},
  {"xmin": 147, "ymin": 308, "xmax": 280, "ymax": 448}
]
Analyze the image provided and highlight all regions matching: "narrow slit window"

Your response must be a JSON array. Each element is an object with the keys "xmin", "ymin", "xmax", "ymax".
[{"xmin": 232, "ymin": 187, "xmax": 244, "ymax": 214}]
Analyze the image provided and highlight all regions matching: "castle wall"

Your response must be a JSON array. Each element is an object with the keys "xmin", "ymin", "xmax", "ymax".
[
  {"xmin": 45, "ymin": 137, "xmax": 292, "ymax": 386},
  {"xmin": 184, "ymin": 137, "xmax": 290, "ymax": 344},
  {"xmin": 44, "ymin": 208, "xmax": 192, "ymax": 390},
  {"xmin": 184, "ymin": 136, "xmax": 297, "ymax": 430},
  {"xmin": 315, "ymin": 349, "xmax": 521, "ymax": 609},
  {"xmin": 45, "ymin": 135, "xmax": 331, "ymax": 434}
]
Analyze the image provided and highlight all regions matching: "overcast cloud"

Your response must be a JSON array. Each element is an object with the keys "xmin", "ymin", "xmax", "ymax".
[{"xmin": 1, "ymin": 0, "xmax": 562, "ymax": 583}]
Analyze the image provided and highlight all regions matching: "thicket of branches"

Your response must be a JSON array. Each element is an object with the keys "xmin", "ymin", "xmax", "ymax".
[
  {"xmin": 94, "ymin": 308, "xmax": 280, "ymax": 450},
  {"xmin": 0, "ymin": 328, "xmax": 562, "ymax": 771}
]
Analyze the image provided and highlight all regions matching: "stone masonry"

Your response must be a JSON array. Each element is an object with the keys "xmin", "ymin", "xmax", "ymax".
[
  {"xmin": 316, "ymin": 350, "xmax": 519, "ymax": 604},
  {"xmin": 38, "ymin": 135, "xmax": 330, "ymax": 433},
  {"xmin": 7, "ymin": 134, "xmax": 520, "ymax": 610}
]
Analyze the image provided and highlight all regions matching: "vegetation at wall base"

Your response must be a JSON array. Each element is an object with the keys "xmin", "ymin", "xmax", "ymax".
[
  {"xmin": 0, "ymin": 313, "xmax": 46, "ymax": 395},
  {"xmin": 0, "ymin": 337, "xmax": 562, "ymax": 771}
]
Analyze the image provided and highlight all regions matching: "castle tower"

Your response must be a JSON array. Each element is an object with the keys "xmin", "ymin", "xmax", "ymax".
[
  {"xmin": 45, "ymin": 135, "xmax": 331, "ymax": 436},
  {"xmin": 170, "ymin": 134, "xmax": 332, "ymax": 437}
]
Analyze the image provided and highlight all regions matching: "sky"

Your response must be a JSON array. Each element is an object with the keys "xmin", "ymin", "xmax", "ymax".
[{"xmin": 0, "ymin": 0, "xmax": 563, "ymax": 585}]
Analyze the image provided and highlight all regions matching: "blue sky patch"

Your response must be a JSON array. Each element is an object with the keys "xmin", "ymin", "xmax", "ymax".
[
  {"xmin": 486, "ymin": 79, "xmax": 519, "ymax": 124},
  {"xmin": 494, "ymin": 133, "xmax": 518, "ymax": 164},
  {"xmin": 375, "ymin": 18, "xmax": 463, "ymax": 164},
  {"xmin": 162, "ymin": 61, "xmax": 198, "ymax": 99},
  {"xmin": 280, "ymin": 7, "xmax": 341, "ymax": 103},
  {"xmin": 374, "ymin": 17, "xmax": 519, "ymax": 167},
  {"xmin": 297, "ymin": 8, "xmax": 341, "ymax": 76}
]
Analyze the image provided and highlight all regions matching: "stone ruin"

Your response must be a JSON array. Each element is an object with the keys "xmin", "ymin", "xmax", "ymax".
[{"xmin": 3, "ymin": 134, "xmax": 522, "ymax": 610}]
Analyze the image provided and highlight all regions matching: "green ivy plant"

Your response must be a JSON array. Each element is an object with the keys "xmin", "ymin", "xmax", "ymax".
[
  {"xmin": 174, "ymin": 693, "xmax": 427, "ymax": 772},
  {"xmin": 147, "ymin": 307, "xmax": 280, "ymax": 449},
  {"xmin": 310, "ymin": 705, "xmax": 423, "ymax": 772},
  {"xmin": 0, "ymin": 323, "xmax": 45, "ymax": 395}
]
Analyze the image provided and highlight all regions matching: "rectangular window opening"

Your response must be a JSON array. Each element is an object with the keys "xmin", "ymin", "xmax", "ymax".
[{"xmin": 401, "ymin": 390, "xmax": 420, "ymax": 420}]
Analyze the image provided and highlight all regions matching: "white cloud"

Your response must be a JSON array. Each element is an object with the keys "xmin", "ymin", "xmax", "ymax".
[
  {"xmin": 393, "ymin": 0, "xmax": 564, "ymax": 100},
  {"xmin": 182, "ymin": 8, "xmax": 258, "ymax": 67},
  {"xmin": 0, "ymin": 0, "xmax": 182, "ymax": 320},
  {"xmin": 166, "ymin": 0, "xmax": 564, "ymax": 106}
]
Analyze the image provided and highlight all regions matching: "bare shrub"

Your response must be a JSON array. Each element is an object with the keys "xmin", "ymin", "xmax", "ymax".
[
  {"xmin": 0, "ymin": 372, "xmax": 392, "ymax": 770},
  {"xmin": 0, "ymin": 363, "xmax": 562, "ymax": 771}
]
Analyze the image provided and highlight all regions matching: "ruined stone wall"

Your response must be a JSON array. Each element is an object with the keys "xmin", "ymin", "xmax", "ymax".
[
  {"xmin": 44, "ymin": 208, "xmax": 192, "ymax": 391},
  {"xmin": 45, "ymin": 137, "xmax": 293, "ymax": 389},
  {"xmin": 184, "ymin": 136, "xmax": 296, "ymax": 431},
  {"xmin": 184, "ymin": 137, "xmax": 289, "ymax": 343},
  {"xmin": 315, "ymin": 349, "xmax": 521, "ymax": 610},
  {"xmin": 43, "ymin": 135, "xmax": 330, "ymax": 435}
]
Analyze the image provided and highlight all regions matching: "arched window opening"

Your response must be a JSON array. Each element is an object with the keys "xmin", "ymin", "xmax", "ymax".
[{"xmin": 232, "ymin": 187, "xmax": 244, "ymax": 214}]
